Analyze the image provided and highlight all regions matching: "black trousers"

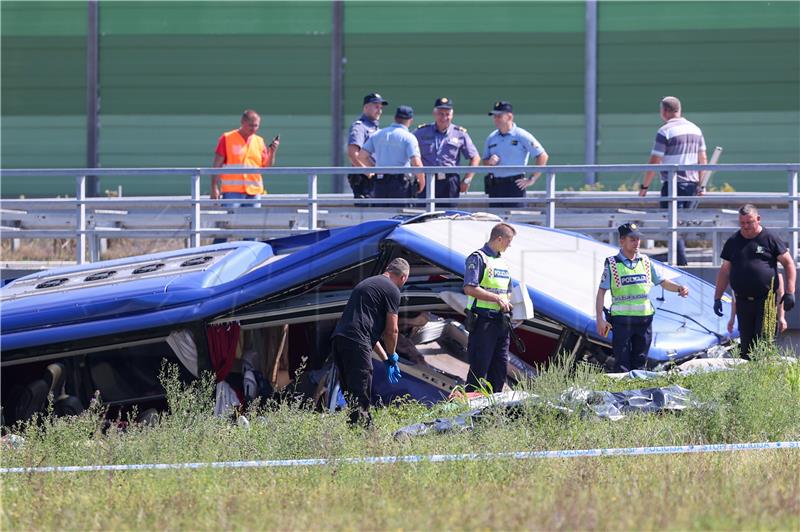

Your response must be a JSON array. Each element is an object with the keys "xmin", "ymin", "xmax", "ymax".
[
  {"xmin": 374, "ymin": 174, "xmax": 414, "ymax": 207},
  {"xmin": 332, "ymin": 336, "xmax": 373, "ymax": 426},
  {"xmin": 609, "ymin": 314, "xmax": 653, "ymax": 372},
  {"xmin": 735, "ymin": 294, "xmax": 768, "ymax": 359},
  {"xmin": 418, "ymin": 173, "xmax": 461, "ymax": 208},
  {"xmin": 466, "ymin": 315, "xmax": 510, "ymax": 393},
  {"xmin": 347, "ymin": 173, "xmax": 375, "ymax": 201},
  {"xmin": 486, "ymin": 174, "xmax": 525, "ymax": 208}
]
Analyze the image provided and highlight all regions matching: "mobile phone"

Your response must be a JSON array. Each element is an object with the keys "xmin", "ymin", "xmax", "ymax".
[{"xmin": 273, "ymin": 134, "xmax": 280, "ymax": 142}]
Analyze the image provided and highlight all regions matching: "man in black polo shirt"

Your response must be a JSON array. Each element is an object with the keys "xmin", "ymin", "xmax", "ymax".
[
  {"xmin": 331, "ymin": 258, "xmax": 409, "ymax": 426},
  {"xmin": 714, "ymin": 204, "xmax": 796, "ymax": 357}
]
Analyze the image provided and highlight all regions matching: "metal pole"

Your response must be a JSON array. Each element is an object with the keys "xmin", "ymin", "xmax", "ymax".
[
  {"xmin": 308, "ymin": 174, "xmax": 318, "ymax": 230},
  {"xmin": 583, "ymin": 0, "xmax": 598, "ymax": 185},
  {"xmin": 546, "ymin": 171, "xmax": 556, "ymax": 228},
  {"xmin": 191, "ymin": 174, "xmax": 201, "ymax": 248},
  {"xmin": 85, "ymin": 0, "xmax": 100, "ymax": 197},
  {"xmin": 668, "ymin": 170, "xmax": 678, "ymax": 265},
  {"xmin": 330, "ymin": 0, "xmax": 345, "ymax": 193},
  {"xmin": 790, "ymin": 170, "xmax": 798, "ymax": 261},
  {"xmin": 426, "ymin": 173, "xmax": 435, "ymax": 213},
  {"xmin": 76, "ymin": 176, "xmax": 87, "ymax": 264}
]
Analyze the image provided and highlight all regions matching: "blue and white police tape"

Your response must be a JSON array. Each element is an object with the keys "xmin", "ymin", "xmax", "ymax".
[{"xmin": 2, "ymin": 441, "xmax": 797, "ymax": 474}]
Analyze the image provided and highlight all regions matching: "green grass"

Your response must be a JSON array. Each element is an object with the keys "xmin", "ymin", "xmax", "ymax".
[{"xmin": 3, "ymin": 350, "xmax": 799, "ymax": 530}]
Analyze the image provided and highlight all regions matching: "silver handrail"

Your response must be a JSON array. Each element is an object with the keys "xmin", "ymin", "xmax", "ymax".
[{"xmin": 1, "ymin": 163, "xmax": 798, "ymax": 265}]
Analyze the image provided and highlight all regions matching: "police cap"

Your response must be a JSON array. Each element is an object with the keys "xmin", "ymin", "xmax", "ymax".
[
  {"xmin": 395, "ymin": 105, "xmax": 414, "ymax": 119},
  {"xmin": 618, "ymin": 222, "xmax": 643, "ymax": 239},
  {"xmin": 434, "ymin": 97, "xmax": 453, "ymax": 109},
  {"xmin": 488, "ymin": 101, "xmax": 513, "ymax": 115},
  {"xmin": 363, "ymin": 93, "xmax": 389, "ymax": 106}
]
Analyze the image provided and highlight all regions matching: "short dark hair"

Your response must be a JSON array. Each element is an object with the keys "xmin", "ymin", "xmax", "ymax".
[
  {"xmin": 385, "ymin": 257, "xmax": 410, "ymax": 277},
  {"xmin": 490, "ymin": 223, "xmax": 516, "ymax": 241},
  {"xmin": 739, "ymin": 203, "xmax": 758, "ymax": 216},
  {"xmin": 660, "ymin": 96, "xmax": 681, "ymax": 115}
]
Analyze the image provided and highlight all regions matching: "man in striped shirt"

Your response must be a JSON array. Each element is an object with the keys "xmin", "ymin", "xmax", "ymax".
[{"xmin": 639, "ymin": 96, "xmax": 707, "ymax": 265}]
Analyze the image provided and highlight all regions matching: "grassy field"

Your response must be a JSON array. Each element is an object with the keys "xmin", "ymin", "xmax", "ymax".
[{"xmin": 3, "ymin": 347, "xmax": 800, "ymax": 530}]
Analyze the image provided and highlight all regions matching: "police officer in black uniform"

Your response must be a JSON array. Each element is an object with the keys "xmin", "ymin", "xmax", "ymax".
[{"xmin": 714, "ymin": 204, "xmax": 796, "ymax": 357}]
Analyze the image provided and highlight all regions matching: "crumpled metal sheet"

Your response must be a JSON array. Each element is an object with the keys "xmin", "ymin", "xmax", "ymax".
[{"xmin": 393, "ymin": 385, "xmax": 699, "ymax": 440}]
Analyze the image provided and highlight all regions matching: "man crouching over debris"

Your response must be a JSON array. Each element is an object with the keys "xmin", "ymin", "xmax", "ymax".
[
  {"xmin": 331, "ymin": 258, "xmax": 409, "ymax": 427},
  {"xmin": 463, "ymin": 222, "xmax": 516, "ymax": 393},
  {"xmin": 596, "ymin": 223, "xmax": 689, "ymax": 372}
]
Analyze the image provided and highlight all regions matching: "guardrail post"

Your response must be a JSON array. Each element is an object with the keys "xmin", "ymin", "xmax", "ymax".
[
  {"xmin": 712, "ymin": 230, "xmax": 721, "ymax": 267},
  {"xmin": 308, "ymin": 174, "xmax": 318, "ymax": 230},
  {"xmin": 427, "ymin": 173, "xmax": 435, "ymax": 213},
  {"xmin": 667, "ymin": 170, "xmax": 678, "ymax": 265},
  {"xmin": 545, "ymin": 171, "xmax": 556, "ymax": 228},
  {"xmin": 790, "ymin": 170, "xmax": 798, "ymax": 261},
  {"xmin": 76, "ymin": 175, "xmax": 87, "ymax": 264},
  {"xmin": 190, "ymin": 173, "xmax": 201, "ymax": 248},
  {"xmin": 88, "ymin": 217, "xmax": 100, "ymax": 262}
]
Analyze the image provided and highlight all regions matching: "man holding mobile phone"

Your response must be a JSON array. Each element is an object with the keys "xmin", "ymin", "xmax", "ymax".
[{"xmin": 211, "ymin": 109, "xmax": 279, "ymax": 243}]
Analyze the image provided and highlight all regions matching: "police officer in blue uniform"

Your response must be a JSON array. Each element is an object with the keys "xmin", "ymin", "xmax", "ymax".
[
  {"xmin": 347, "ymin": 92, "xmax": 388, "ymax": 201},
  {"xmin": 413, "ymin": 97, "xmax": 481, "ymax": 208},
  {"xmin": 463, "ymin": 222, "xmax": 516, "ymax": 393},
  {"xmin": 483, "ymin": 101, "xmax": 549, "ymax": 209},
  {"xmin": 357, "ymin": 105, "xmax": 425, "ymax": 207},
  {"xmin": 595, "ymin": 223, "xmax": 689, "ymax": 372}
]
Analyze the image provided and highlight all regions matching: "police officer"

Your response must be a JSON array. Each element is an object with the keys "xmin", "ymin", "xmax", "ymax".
[
  {"xmin": 713, "ymin": 204, "xmax": 796, "ymax": 358},
  {"xmin": 483, "ymin": 101, "xmax": 549, "ymax": 209},
  {"xmin": 357, "ymin": 105, "xmax": 425, "ymax": 207},
  {"xmin": 413, "ymin": 97, "xmax": 480, "ymax": 208},
  {"xmin": 595, "ymin": 223, "xmax": 689, "ymax": 372},
  {"xmin": 347, "ymin": 92, "xmax": 388, "ymax": 201},
  {"xmin": 463, "ymin": 223, "xmax": 516, "ymax": 392}
]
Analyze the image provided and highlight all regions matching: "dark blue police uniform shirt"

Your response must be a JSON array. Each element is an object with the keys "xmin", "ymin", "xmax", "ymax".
[
  {"xmin": 464, "ymin": 243, "xmax": 500, "ymax": 287},
  {"xmin": 414, "ymin": 123, "xmax": 479, "ymax": 168},
  {"xmin": 348, "ymin": 114, "xmax": 380, "ymax": 165}
]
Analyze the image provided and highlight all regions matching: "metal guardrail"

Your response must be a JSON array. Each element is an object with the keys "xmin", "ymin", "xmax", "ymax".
[{"xmin": 1, "ymin": 163, "xmax": 798, "ymax": 266}]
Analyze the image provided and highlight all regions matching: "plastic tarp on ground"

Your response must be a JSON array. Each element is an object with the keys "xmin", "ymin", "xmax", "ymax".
[{"xmin": 393, "ymin": 385, "xmax": 699, "ymax": 441}]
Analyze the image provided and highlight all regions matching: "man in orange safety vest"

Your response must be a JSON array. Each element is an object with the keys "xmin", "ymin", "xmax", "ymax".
[{"xmin": 211, "ymin": 109, "xmax": 279, "ymax": 243}]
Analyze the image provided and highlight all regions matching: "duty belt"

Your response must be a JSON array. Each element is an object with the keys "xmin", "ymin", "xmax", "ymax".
[{"xmin": 487, "ymin": 173, "xmax": 524, "ymax": 182}]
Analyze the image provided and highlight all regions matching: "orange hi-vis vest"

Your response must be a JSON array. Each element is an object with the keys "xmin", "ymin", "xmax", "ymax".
[{"xmin": 220, "ymin": 130, "xmax": 268, "ymax": 195}]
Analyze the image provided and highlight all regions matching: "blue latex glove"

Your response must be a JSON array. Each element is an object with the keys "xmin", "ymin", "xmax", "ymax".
[
  {"xmin": 713, "ymin": 299, "xmax": 724, "ymax": 317},
  {"xmin": 384, "ymin": 353, "xmax": 402, "ymax": 384}
]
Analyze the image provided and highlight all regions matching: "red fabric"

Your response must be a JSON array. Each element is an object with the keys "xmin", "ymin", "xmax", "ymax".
[{"xmin": 206, "ymin": 322, "xmax": 241, "ymax": 382}]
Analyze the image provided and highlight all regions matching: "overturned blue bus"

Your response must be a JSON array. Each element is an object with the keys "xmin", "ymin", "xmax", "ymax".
[{"xmin": 0, "ymin": 212, "xmax": 734, "ymax": 424}]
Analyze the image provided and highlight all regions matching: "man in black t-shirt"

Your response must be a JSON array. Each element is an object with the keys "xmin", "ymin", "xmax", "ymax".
[
  {"xmin": 331, "ymin": 258, "xmax": 409, "ymax": 426},
  {"xmin": 714, "ymin": 204, "xmax": 796, "ymax": 357}
]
